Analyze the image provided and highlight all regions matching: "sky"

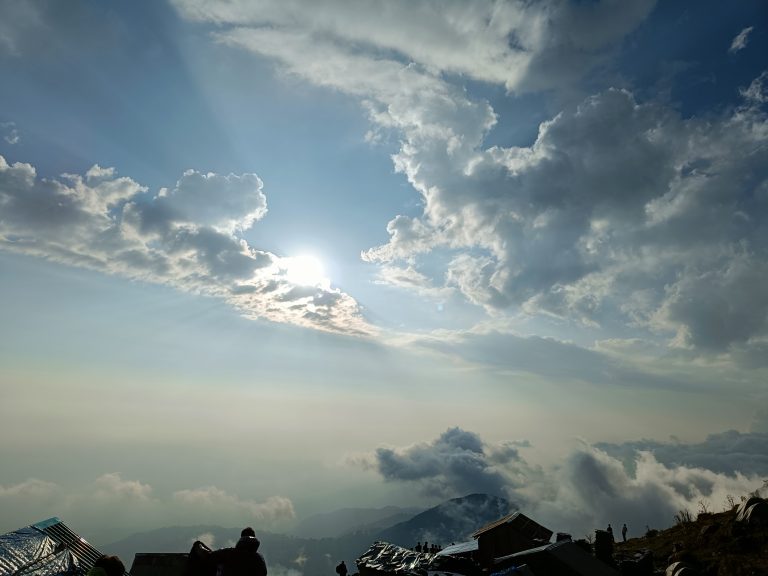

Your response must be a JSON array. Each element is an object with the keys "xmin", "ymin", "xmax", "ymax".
[{"xmin": 1, "ymin": 0, "xmax": 768, "ymax": 548}]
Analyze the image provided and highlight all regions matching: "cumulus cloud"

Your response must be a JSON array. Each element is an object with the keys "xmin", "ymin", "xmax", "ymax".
[
  {"xmin": 371, "ymin": 427, "xmax": 527, "ymax": 499},
  {"xmin": 525, "ymin": 446, "xmax": 761, "ymax": 537},
  {"xmin": 729, "ymin": 26, "xmax": 754, "ymax": 53},
  {"xmin": 174, "ymin": 0, "xmax": 768, "ymax": 362},
  {"xmin": 92, "ymin": 473, "xmax": 153, "ymax": 501},
  {"xmin": 363, "ymin": 428, "xmax": 764, "ymax": 538},
  {"xmin": 0, "ymin": 156, "xmax": 371, "ymax": 334}
]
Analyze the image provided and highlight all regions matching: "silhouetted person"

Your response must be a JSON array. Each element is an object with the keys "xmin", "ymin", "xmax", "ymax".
[
  {"xmin": 212, "ymin": 527, "xmax": 267, "ymax": 576},
  {"xmin": 89, "ymin": 555, "xmax": 125, "ymax": 576},
  {"xmin": 415, "ymin": 542, "xmax": 422, "ymax": 552},
  {"xmin": 335, "ymin": 561, "xmax": 348, "ymax": 576},
  {"xmin": 606, "ymin": 524, "xmax": 613, "ymax": 540},
  {"xmin": 621, "ymin": 523, "xmax": 627, "ymax": 541}
]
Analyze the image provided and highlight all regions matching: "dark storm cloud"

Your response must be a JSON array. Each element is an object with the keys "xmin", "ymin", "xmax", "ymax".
[{"xmin": 374, "ymin": 427, "xmax": 515, "ymax": 499}]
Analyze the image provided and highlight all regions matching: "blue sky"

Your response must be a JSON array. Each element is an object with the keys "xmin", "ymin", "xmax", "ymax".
[{"xmin": 2, "ymin": 0, "xmax": 768, "ymax": 548}]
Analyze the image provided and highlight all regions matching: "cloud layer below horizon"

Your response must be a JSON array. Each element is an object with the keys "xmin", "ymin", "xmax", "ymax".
[{"xmin": 364, "ymin": 427, "xmax": 767, "ymax": 538}]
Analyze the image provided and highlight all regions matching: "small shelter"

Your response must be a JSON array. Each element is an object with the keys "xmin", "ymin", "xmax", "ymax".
[{"xmin": 471, "ymin": 513, "xmax": 552, "ymax": 568}]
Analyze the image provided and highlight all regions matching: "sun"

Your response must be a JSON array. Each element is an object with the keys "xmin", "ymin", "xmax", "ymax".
[{"xmin": 283, "ymin": 254, "xmax": 329, "ymax": 288}]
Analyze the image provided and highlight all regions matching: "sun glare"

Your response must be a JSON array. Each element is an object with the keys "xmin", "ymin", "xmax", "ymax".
[{"xmin": 283, "ymin": 254, "xmax": 329, "ymax": 288}]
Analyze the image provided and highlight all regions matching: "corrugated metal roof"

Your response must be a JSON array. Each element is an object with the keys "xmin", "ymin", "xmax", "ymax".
[
  {"xmin": 471, "ymin": 513, "xmax": 551, "ymax": 542},
  {"xmin": 435, "ymin": 541, "xmax": 478, "ymax": 557},
  {"xmin": 494, "ymin": 541, "xmax": 618, "ymax": 576},
  {"xmin": 35, "ymin": 520, "xmax": 103, "ymax": 571},
  {"xmin": 0, "ymin": 518, "xmax": 125, "ymax": 576}
]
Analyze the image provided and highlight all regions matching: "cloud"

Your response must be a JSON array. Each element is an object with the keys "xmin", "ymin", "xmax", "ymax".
[
  {"xmin": 595, "ymin": 430, "xmax": 768, "ymax": 478},
  {"xmin": 0, "ymin": 156, "xmax": 371, "ymax": 335},
  {"xmin": 371, "ymin": 427, "xmax": 524, "ymax": 499},
  {"xmin": 0, "ymin": 478, "xmax": 60, "ymax": 499},
  {"xmin": 1, "ymin": 121, "xmax": 19, "ymax": 144},
  {"xmin": 0, "ymin": 1, "xmax": 46, "ymax": 56},
  {"xmin": 366, "ymin": 82, "xmax": 768, "ymax": 361},
  {"xmin": 0, "ymin": 473, "xmax": 294, "ymax": 541},
  {"xmin": 176, "ymin": 1, "xmax": 768, "ymax": 361},
  {"xmin": 92, "ymin": 473, "xmax": 153, "ymax": 501},
  {"xmin": 525, "ymin": 446, "xmax": 761, "ymax": 538},
  {"xmin": 173, "ymin": 0, "xmax": 655, "ymax": 93},
  {"xmin": 392, "ymin": 326, "xmax": 725, "ymax": 393},
  {"xmin": 173, "ymin": 488, "xmax": 296, "ymax": 522},
  {"xmin": 729, "ymin": 26, "xmax": 754, "ymax": 53},
  {"xmin": 373, "ymin": 265, "xmax": 454, "ymax": 300},
  {"xmin": 364, "ymin": 428, "xmax": 764, "ymax": 538},
  {"xmin": 740, "ymin": 70, "xmax": 768, "ymax": 104}
]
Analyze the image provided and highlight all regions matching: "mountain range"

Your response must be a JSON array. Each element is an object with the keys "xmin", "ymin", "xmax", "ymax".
[{"xmin": 102, "ymin": 493, "xmax": 515, "ymax": 576}]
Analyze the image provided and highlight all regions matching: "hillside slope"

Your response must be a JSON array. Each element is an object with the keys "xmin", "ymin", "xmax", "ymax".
[{"xmin": 614, "ymin": 506, "xmax": 768, "ymax": 575}]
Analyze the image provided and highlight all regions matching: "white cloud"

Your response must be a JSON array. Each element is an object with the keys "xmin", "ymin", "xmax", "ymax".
[
  {"xmin": 373, "ymin": 264, "xmax": 454, "ymax": 300},
  {"xmin": 729, "ymin": 26, "xmax": 754, "ymax": 53},
  {"xmin": 171, "ymin": 0, "xmax": 768, "ymax": 362},
  {"xmin": 0, "ymin": 156, "xmax": 372, "ymax": 335},
  {"xmin": 92, "ymin": 473, "xmax": 153, "ymax": 501},
  {"xmin": 740, "ymin": 70, "xmax": 768, "ymax": 104},
  {"xmin": 173, "ymin": 0, "xmax": 655, "ymax": 93},
  {"xmin": 0, "ymin": 478, "xmax": 60, "ymax": 499},
  {"xmin": 174, "ymin": 488, "xmax": 295, "ymax": 522},
  {"xmin": 0, "ymin": 473, "xmax": 294, "ymax": 541},
  {"xmin": 1, "ymin": 121, "xmax": 19, "ymax": 144}
]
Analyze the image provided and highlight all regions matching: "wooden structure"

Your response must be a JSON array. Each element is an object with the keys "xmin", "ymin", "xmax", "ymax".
[{"xmin": 471, "ymin": 512, "xmax": 552, "ymax": 568}]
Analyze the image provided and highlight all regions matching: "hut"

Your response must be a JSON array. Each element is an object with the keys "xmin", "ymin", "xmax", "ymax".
[{"xmin": 471, "ymin": 513, "xmax": 552, "ymax": 568}]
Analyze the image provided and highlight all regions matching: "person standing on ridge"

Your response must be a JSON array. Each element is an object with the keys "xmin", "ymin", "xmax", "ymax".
[
  {"xmin": 606, "ymin": 524, "xmax": 613, "ymax": 540},
  {"xmin": 621, "ymin": 523, "xmax": 627, "ymax": 542},
  {"xmin": 335, "ymin": 560, "xmax": 348, "ymax": 576}
]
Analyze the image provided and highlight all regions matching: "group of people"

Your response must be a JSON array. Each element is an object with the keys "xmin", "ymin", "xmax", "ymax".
[
  {"xmin": 605, "ymin": 523, "xmax": 629, "ymax": 542},
  {"xmin": 86, "ymin": 527, "xmax": 271, "ymax": 576},
  {"xmin": 414, "ymin": 541, "xmax": 442, "ymax": 554}
]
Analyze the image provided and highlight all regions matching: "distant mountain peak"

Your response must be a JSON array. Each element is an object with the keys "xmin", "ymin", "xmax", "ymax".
[{"xmin": 374, "ymin": 493, "xmax": 515, "ymax": 548}]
